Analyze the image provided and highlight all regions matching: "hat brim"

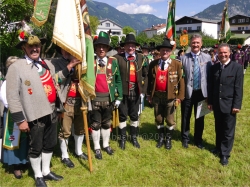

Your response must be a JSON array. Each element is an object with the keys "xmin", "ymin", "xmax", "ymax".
[
  {"xmin": 120, "ymin": 41, "xmax": 139, "ymax": 47},
  {"xmin": 94, "ymin": 42, "xmax": 113, "ymax": 51},
  {"xmin": 156, "ymin": 45, "xmax": 173, "ymax": 51},
  {"xmin": 15, "ymin": 38, "xmax": 47, "ymax": 49}
]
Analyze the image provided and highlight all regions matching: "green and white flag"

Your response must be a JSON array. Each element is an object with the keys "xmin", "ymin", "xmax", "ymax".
[
  {"xmin": 219, "ymin": 0, "xmax": 231, "ymax": 43},
  {"xmin": 166, "ymin": 0, "xmax": 176, "ymax": 41}
]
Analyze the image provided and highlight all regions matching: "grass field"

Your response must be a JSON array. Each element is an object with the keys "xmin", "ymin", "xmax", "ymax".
[{"xmin": 1, "ymin": 70, "xmax": 250, "ymax": 187}]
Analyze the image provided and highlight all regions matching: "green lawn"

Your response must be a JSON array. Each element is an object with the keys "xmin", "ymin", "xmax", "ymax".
[{"xmin": 1, "ymin": 70, "xmax": 250, "ymax": 187}]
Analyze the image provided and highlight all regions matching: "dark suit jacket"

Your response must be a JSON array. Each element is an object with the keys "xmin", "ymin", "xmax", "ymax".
[
  {"xmin": 114, "ymin": 53, "xmax": 148, "ymax": 95},
  {"xmin": 208, "ymin": 61, "xmax": 243, "ymax": 113}
]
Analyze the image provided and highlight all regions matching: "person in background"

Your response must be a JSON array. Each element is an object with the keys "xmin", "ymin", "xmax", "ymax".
[
  {"xmin": 180, "ymin": 33, "xmax": 212, "ymax": 149},
  {"xmin": 176, "ymin": 49, "xmax": 184, "ymax": 60},
  {"xmin": 52, "ymin": 46, "xmax": 88, "ymax": 168},
  {"xmin": 147, "ymin": 38, "xmax": 185, "ymax": 149},
  {"xmin": 0, "ymin": 56, "xmax": 29, "ymax": 179},
  {"xmin": 6, "ymin": 31, "xmax": 63, "ymax": 187},
  {"xmin": 153, "ymin": 50, "xmax": 161, "ymax": 60},
  {"xmin": 208, "ymin": 43, "xmax": 243, "ymax": 166}
]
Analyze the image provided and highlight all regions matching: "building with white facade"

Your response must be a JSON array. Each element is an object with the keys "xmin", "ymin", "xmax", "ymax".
[
  {"xmin": 218, "ymin": 14, "xmax": 250, "ymax": 39},
  {"xmin": 175, "ymin": 16, "xmax": 219, "ymax": 39},
  {"xmin": 143, "ymin": 23, "xmax": 166, "ymax": 38},
  {"xmin": 96, "ymin": 19, "xmax": 124, "ymax": 40}
]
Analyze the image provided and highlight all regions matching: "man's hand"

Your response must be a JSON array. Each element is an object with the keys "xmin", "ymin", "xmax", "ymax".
[
  {"xmin": 207, "ymin": 105, "xmax": 213, "ymax": 111},
  {"xmin": 67, "ymin": 57, "xmax": 81, "ymax": 71},
  {"xmin": 17, "ymin": 121, "xmax": 30, "ymax": 132},
  {"xmin": 232, "ymin": 108, "xmax": 240, "ymax": 114},
  {"xmin": 114, "ymin": 100, "xmax": 121, "ymax": 108},
  {"xmin": 147, "ymin": 96, "xmax": 152, "ymax": 104}
]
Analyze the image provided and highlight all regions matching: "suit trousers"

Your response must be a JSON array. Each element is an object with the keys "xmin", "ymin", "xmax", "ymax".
[
  {"xmin": 213, "ymin": 108, "xmax": 236, "ymax": 157},
  {"xmin": 118, "ymin": 95, "xmax": 140, "ymax": 122},
  {"xmin": 181, "ymin": 89, "xmax": 205, "ymax": 144},
  {"xmin": 28, "ymin": 109, "xmax": 57, "ymax": 158}
]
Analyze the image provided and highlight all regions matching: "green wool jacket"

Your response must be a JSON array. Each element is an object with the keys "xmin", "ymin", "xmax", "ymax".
[{"xmin": 94, "ymin": 56, "xmax": 123, "ymax": 102}]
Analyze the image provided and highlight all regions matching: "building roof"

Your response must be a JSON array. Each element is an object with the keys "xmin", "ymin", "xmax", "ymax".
[
  {"xmin": 99, "ymin": 18, "xmax": 122, "ymax": 28},
  {"xmin": 176, "ymin": 16, "xmax": 220, "ymax": 24},
  {"xmin": 143, "ymin": 23, "xmax": 166, "ymax": 31}
]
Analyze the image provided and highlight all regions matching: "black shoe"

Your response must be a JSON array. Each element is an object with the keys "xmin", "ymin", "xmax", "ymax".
[
  {"xmin": 94, "ymin": 149, "xmax": 102, "ymax": 160},
  {"xmin": 156, "ymin": 138, "xmax": 164, "ymax": 148},
  {"xmin": 43, "ymin": 172, "xmax": 63, "ymax": 181},
  {"xmin": 165, "ymin": 138, "xmax": 172, "ymax": 150},
  {"xmin": 195, "ymin": 143, "xmax": 204, "ymax": 149},
  {"xmin": 103, "ymin": 146, "xmax": 114, "ymax": 155},
  {"xmin": 61, "ymin": 158, "xmax": 75, "ymax": 168},
  {"xmin": 35, "ymin": 177, "xmax": 47, "ymax": 187},
  {"xmin": 220, "ymin": 156, "xmax": 229, "ymax": 166},
  {"xmin": 119, "ymin": 140, "xmax": 126, "ymax": 150},
  {"xmin": 210, "ymin": 148, "xmax": 220, "ymax": 156},
  {"xmin": 76, "ymin": 153, "xmax": 88, "ymax": 160},
  {"xmin": 182, "ymin": 141, "xmax": 188, "ymax": 148},
  {"xmin": 131, "ymin": 137, "xmax": 140, "ymax": 148},
  {"xmin": 13, "ymin": 170, "xmax": 22, "ymax": 179}
]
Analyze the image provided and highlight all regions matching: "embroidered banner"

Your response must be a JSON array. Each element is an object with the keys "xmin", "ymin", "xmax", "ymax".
[{"xmin": 31, "ymin": 0, "xmax": 52, "ymax": 26}]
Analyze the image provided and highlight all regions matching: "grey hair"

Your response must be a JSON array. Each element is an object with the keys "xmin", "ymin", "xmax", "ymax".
[
  {"xmin": 218, "ymin": 43, "xmax": 230, "ymax": 50},
  {"xmin": 6, "ymin": 56, "xmax": 19, "ymax": 68},
  {"xmin": 190, "ymin": 33, "xmax": 203, "ymax": 41}
]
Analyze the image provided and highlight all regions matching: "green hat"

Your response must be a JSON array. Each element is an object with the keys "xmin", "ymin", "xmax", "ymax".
[{"xmin": 94, "ymin": 31, "xmax": 111, "ymax": 48}]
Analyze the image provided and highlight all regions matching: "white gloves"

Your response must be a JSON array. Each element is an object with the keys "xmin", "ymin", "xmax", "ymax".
[
  {"xmin": 114, "ymin": 100, "xmax": 121, "ymax": 108},
  {"xmin": 140, "ymin": 93, "xmax": 145, "ymax": 102}
]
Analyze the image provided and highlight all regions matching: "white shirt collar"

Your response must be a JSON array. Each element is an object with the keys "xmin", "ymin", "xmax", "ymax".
[
  {"xmin": 96, "ymin": 56, "xmax": 108, "ymax": 66},
  {"xmin": 125, "ymin": 53, "xmax": 135, "ymax": 59},
  {"xmin": 25, "ymin": 55, "xmax": 42, "ymax": 64},
  {"xmin": 191, "ymin": 51, "xmax": 200, "ymax": 57},
  {"xmin": 220, "ymin": 59, "xmax": 231, "ymax": 67}
]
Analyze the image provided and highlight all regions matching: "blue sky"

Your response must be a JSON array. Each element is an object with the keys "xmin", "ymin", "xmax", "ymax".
[{"xmin": 92, "ymin": 0, "xmax": 225, "ymax": 20}]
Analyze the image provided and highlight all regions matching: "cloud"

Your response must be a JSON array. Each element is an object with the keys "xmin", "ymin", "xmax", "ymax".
[
  {"xmin": 135, "ymin": 0, "xmax": 165, "ymax": 3},
  {"xmin": 116, "ymin": 3, "xmax": 155, "ymax": 14}
]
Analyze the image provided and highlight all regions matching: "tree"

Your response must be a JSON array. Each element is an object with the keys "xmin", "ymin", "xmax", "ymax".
[
  {"xmin": 89, "ymin": 16, "xmax": 100, "ymax": 35},
  {"xmin": 123, "ymin": 26, "xmax": 135, "ymax": 35},
  {"xmin": 110, "ymin": 35, "xmax": 119, "ymax": 48},
  {"xmin": 136, "ymin": 32, "xmax": 148, "ymax": 46}
]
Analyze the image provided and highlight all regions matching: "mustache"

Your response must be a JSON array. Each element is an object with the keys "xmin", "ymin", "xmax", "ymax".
[{"xmin": 30, "ymin": 49, "xmax": 39, "ymax": 54}]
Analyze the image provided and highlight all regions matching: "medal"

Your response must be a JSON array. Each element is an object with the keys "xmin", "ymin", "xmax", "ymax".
[{"xmin": 25, "ymin": 80, "xmax": 31, "ymax": 86}]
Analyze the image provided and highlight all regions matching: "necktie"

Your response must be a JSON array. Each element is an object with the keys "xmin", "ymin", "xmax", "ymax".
[
  {"xmin": 161, "ymin": 60, "xmax": 165, "ymax": 70},
  {"xmin": 99, "ymin": 59, "xmax": 105, "ymax": 67},
  {"xmin": 193, "ymin": 55, "xmax": 199, "ymax": 90},
  {"xmin": 127, "ymin": 55, "xmax": 135, "ymax": 61},
  {"xmin": 33, "ymin": 60, "xmax": 50, "ymax": 70}
]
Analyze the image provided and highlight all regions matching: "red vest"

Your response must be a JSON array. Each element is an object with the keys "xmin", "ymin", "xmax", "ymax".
[
  {"xmin": 95, "ymin": 65, "xmax": 109, "ymax": 93},
  {"xmin": 40, "ymin": 61, "xmax": 56, "ymax": 103},
  {"xmin": 129, "ymin": 61, "xmax": 137, "ymax": 83},
  {"xmin": 67, "ymin": 79, "xmax": 81, "ymax": 97},
  {"xmin": 155, "ymin": 68, "xmax": 168, "ymax": 92}
]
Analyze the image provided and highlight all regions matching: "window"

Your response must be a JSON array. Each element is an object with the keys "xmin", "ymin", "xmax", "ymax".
[
  {"xmin": 187, "ymin": 20, "xmax": 189, "ymax": 23},
  {"xmin": 238, "ymin": 27, "xmax": 244, "ymax": 30},
  {"xmin": 183, "ymin": 27, "xmax": 187, "ymax": 30},
  {"xmin": 238, "ymin": 19, "xmax": 245, "ymax": 23},
  {"xmin": 232, "ymin": 19, "xmax": 235, "ymax": 23},
  {"xmin": 190, "ymin": 20, "xmax": 192, "ymax": 23},
  {"xmin": 246, "ymin": 18, "xmax": 249, "ymax": 22},
  {"xmin": 106, "ymin": 23, "xmax": 110, "ymax": 27},
  {"xmin": 179, "ymin": 27, "xmax": 182, "ymax": 31},
  {"xmin": 246, "ymin": 26, "xmax": 248, "ymax": 30},
  {"xmin": 197, "ymin": 26, "xmax": 201, "ymax": 31},
  {"xmin": 188, "ymin": 27, "xmax": 192, "ymax": 31}
]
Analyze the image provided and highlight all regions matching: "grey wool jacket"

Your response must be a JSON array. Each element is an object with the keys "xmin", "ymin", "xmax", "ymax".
[{"xmin": 6, "ymin": 59, "xmax": 66, "ymax": 123}]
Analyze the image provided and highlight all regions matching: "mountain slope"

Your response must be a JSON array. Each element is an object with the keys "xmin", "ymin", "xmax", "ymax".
[
  {"xmin": 86, "ymin": 0, "xmax": 165, "ymax": 32},
  {"xmin": 194, "ymin": 0, "xmax": 250, "ymax": 20}
]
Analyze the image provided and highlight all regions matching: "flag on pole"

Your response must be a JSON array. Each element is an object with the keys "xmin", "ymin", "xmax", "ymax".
[
  {"xmin": 166, "ymin": 0, "xmax": 176, "ymax": 41},
  {"xmin": 52, "ymin": 0, "xmax": 95, "ymax": 101},
  {"xmin": 31, "ymin": 0, "xmax": 52, "ymax": 26},
  {"xmin": 219, "ymin": 0, "xmax": 231, "ymax": 43}
]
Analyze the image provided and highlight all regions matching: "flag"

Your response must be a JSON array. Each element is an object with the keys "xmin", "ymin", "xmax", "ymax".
[
  {"xmin": 219, "ymin": 0, "xmax": 231, "ymax": 43},
  {"xmin": 166, "ymin": 0, "xmax": 176, "ymax": 41},
  {"xmin": 31, "ymin": 0, "xmax": 52, "ymax": 26},
  {"xmin": 52, "ymin": 0, "xmax": 95, "ymax": 101}
]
